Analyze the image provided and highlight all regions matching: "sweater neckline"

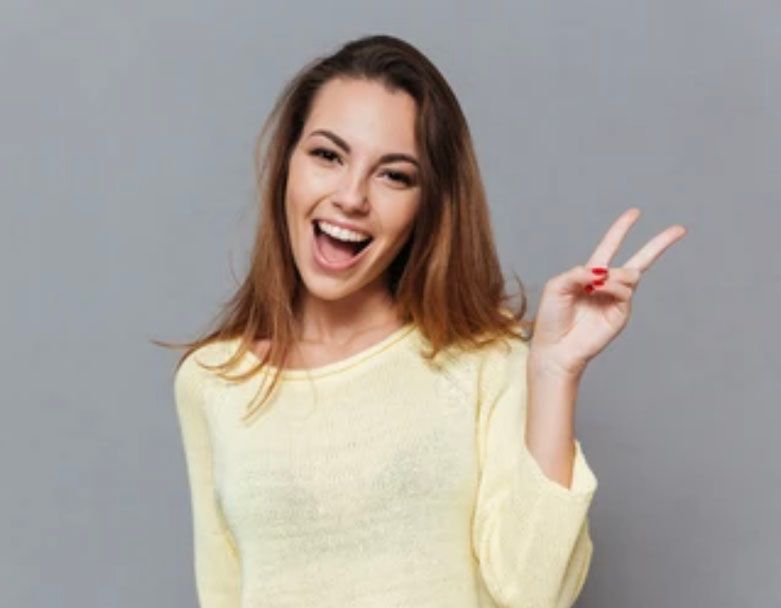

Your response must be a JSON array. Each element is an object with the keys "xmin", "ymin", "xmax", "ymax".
[{"xmin": 239, "ymin": 321, "xmax": 417, "ymax": 380}]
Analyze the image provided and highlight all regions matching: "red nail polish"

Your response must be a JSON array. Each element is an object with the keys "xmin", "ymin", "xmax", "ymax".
[
  {"xmin": 591, "ymin": 267, "xmax": 608, "ymax": 275},
  {"xmin": 584, "ymin": 284, "xmax": 594, "ymax": 294},
  {"xmin": 593, "ymin": 280, "xmax": 605, "ymax": 287}
]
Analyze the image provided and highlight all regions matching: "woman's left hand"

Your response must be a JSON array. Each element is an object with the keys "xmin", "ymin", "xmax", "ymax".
[{"xmin": 528, "ymin": 207, "xmax": 687, "ymax": 380}]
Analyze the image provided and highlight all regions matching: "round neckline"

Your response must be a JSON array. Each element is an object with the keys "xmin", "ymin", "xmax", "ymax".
[{"xmin": 238, "ymin": 321, "xmax": 417, "ymax": 380}]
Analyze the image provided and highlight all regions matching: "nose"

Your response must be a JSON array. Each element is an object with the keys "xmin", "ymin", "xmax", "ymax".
[{"xmin": 332, "ymin": 170, "xmax": 369, "ymax": 214}]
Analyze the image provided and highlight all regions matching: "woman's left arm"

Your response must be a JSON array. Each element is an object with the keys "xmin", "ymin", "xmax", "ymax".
[
  {"xmin": 472, "ymin": 338, "xmax": 598, "ymax": 608},
  {"xmin": 525, "ymin": 207, "xmax": 687, "ymax": 486},
  {"xmin": 473, "ymin": 208, "xmax": 687, "ymax": 607}
]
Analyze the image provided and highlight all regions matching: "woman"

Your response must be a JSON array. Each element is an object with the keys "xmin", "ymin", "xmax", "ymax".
[{"xmin": 165, "ymin": 34, "xmax": 686, "ymax": 607}]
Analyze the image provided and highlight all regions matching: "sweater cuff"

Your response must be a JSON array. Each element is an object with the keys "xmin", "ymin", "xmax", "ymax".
[{"xmin": 518, "ymin": 437, "xmax": 598, "ymax": 500}]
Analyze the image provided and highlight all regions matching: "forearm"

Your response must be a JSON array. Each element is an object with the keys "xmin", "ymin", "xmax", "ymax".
[{"xmin": 525, "ymin": 359, "xmax": 580, "ymax": 489}]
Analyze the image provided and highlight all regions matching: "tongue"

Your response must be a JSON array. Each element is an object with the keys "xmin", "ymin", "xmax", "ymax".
[{"xmin": 317, "ymin": 232, "xmax": 360, "ymax": 264}]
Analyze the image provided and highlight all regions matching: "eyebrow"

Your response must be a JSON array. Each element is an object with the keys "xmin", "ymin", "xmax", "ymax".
[{"xmin": 307, "ymin": 129, "xmax": 420, "ymax": 168}]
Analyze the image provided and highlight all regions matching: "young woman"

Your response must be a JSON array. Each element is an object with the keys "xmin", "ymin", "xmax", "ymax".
[{"xmin": 165, "ymin": 34, "xmax": 686, "ymax": 607}]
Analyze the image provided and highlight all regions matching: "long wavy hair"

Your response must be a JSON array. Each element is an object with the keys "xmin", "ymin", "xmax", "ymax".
[{"xmin": 154, "ymin": 34, "xmax": 535, "ymax": 422}]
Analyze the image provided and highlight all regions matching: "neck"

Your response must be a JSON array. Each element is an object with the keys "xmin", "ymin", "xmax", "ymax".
[{"xmin": 294, "ymin": 282, "xmax": 404, "ymax": 345}]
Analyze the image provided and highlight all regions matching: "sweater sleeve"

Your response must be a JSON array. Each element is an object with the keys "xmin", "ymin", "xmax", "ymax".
[
  {"xmin": 174, "ymin": 353, "xmax": 242, "ymax": 608},
  {"xmin": 471, "ymin": 336, "xmax": 598, "ymax": 608}
]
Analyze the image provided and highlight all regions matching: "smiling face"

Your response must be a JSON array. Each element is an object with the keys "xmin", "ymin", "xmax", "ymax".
[{"xmin": 284, "ymin": 77, "xmax": 422, "ymax": 309}]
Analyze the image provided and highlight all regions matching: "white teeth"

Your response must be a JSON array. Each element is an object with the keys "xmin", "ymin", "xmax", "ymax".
[{"xmin": 316, "ymin": 220, "xmax": 371, "ymax": 243}]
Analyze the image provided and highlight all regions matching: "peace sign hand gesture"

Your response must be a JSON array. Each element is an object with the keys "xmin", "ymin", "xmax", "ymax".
[{"xmin": 527, "ymin": 208, "xmax": 687, "ymax": 381}]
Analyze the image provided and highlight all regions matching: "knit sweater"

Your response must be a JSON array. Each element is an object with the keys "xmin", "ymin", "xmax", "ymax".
[{"xmin": 173, "ymin": 322, "xmax": 598, "ymax": 608}]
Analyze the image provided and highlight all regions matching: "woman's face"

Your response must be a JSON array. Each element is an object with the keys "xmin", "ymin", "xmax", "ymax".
[{"xmin": 284, "ymin": 77, "xmax": 422, "ymax": 305}]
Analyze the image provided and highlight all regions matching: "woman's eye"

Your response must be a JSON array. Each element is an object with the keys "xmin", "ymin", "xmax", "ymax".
[
  {"xmin": 383, "ymin": 170, "xmax": 414, "ymax": 186},
  {"xmin": 310, "ymin": 147, "xmax": 341, "ymax": 163}
]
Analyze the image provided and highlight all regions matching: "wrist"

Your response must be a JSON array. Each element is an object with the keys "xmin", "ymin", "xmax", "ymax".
[{"xmin": 527, "ymin": 351, "xmax": 585, "ymax": 385}]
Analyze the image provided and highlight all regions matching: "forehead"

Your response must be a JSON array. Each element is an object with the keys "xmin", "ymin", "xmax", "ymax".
[{"xmin": 304, "ymin": 78, "xmax": 418, "ymax": 155}]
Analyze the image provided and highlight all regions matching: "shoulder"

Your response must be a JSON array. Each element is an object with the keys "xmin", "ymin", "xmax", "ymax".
[
  {"xmin": 420, "ymin": 322, "xmax": 530, "ymax": 373},
  {"xmin": 473, "ymin": 327, "xmax": 530, "ymax": 371},
  {"xmin": 470, "ymin": 330, "xmax": 530, "ymax": 400},
  {"xmin": 422, "ymin": 326, "xmax": 529, "ymax": 398},
  {"xmin": 173, "ymin": 338, "xmax": 234, "ymax": 401}
]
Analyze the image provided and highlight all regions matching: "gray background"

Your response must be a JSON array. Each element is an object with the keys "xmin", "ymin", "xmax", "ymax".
[{"xmin": 2, "ymin": 1, "xmax": 778, "ymax": 606}]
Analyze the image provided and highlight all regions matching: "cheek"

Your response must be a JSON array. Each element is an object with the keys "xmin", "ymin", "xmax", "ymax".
[
  {"xmin": 284, "ymin": 172, "xmax": 313, "ymax": 226},
  {"xmin": 387, "ymin": 197, "xmax": 421, "ymax": 239},
  {"xmin": 283, "ymin": 197, "xmax": 306, "ymax": 255},
  {"xmin": 286, "ymin": 164, "xmax": 329, "ymax": 216}
]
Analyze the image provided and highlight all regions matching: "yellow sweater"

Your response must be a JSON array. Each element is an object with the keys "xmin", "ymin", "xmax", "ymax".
[{"xmin": 173, "ymin": 322, "xmax": 598, "ymax": 607}]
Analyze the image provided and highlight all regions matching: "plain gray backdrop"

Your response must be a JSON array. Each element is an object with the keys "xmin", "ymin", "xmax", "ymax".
[{"xmin": 2, "ymin": 1, "xmax": 779, "ymax": 606}]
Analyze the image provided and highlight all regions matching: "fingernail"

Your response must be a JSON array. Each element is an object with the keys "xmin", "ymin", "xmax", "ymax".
[
  {"xmin": 584, "ymin": 284, "xmax": 594, "ymax": 294},
  {"xmin": 592, "ymin": 280, "xmax": 605, "ymax": 287},
  {"xmin": 591, "ymin": 267, "xmax": 608, "ymax": 275}
]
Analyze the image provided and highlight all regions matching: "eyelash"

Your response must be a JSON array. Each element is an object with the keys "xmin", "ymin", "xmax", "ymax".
[{"xmin": 309, "ymin": 147, "xmax": 415, "ymax": 186}]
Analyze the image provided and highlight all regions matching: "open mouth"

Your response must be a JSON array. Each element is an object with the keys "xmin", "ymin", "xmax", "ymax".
[{"xmin": 312, "ymin": 220, "xmax": 374, "ymax": 266}]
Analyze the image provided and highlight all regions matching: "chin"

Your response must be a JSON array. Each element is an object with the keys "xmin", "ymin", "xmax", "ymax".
[
  {"xmin": 298, "ymin": 270, "xmax": 378, "ymax": 303},
  {"xmin": 302, "ymin": 278, "xmax": 358, "ymax": 301}
]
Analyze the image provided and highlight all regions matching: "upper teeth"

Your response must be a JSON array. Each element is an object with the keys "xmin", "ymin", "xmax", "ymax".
[{"xmin": 317, "ymin": 220, "xmax": 371, "ymax": 243}]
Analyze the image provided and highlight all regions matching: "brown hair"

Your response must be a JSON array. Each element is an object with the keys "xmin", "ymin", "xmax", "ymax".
[{"xmin": 154, "ymin": 34, "xmax": 535, "ymax": 421}]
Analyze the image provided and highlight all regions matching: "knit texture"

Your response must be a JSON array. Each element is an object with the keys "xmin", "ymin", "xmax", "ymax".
[{"xmin": 173, "ymin": 322, "xmax": 598, "ymax": 607}]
